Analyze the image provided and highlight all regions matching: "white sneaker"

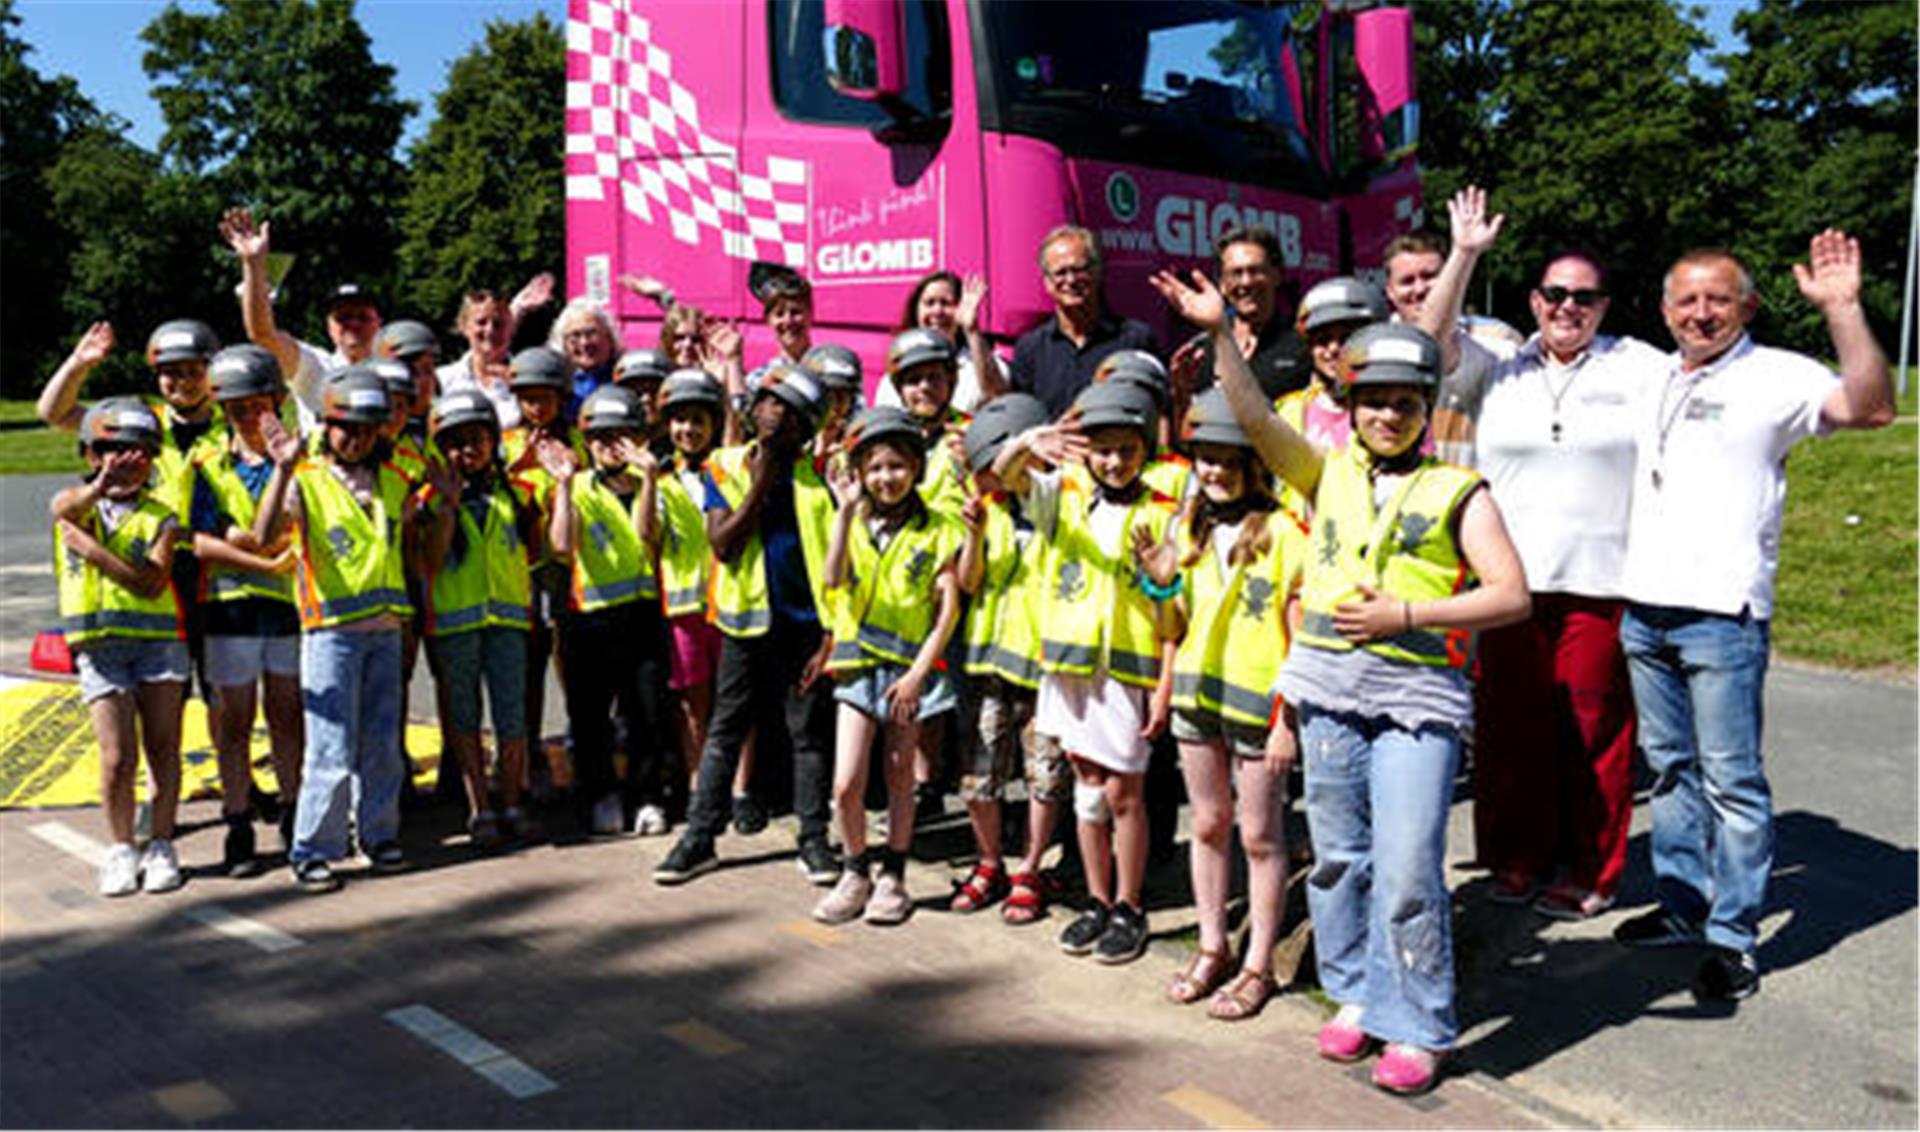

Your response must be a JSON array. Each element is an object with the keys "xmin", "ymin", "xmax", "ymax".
[
  {"xmin": 812, "ymin": 868, "xmax": 874, "ymax": 925},
  {"xmin": 99, "ymin": 843, "xmax": 141, "ymax": 897},
  {"xmin": 140, "ymin": 838, "xmax": 184, "ymax": 894},
  {"xmin": 633, "ymin": 804, "xmax": 669, "ymax": 837},
  {"xmin": 864, "ymin": 871, "xmax": 913, "ymax": 926},
  {"xmin": 591, "ymin": 793, "xmax": 625, "ymax": 836}
]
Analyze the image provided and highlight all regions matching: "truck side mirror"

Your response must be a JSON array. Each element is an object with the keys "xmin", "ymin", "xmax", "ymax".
[
  {"xmin": 1351, "ymin": 5, "xmax": 1418, "ymax": 164},
  {"xmin": 823, "ymin": 0, "xmax": 906, "ymax": 102}
]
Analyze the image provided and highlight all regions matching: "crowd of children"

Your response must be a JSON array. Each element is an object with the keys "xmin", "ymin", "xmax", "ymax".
[{"xmin": 46, "ymin": 193, "xmax": 1539, "ymax": 1098}]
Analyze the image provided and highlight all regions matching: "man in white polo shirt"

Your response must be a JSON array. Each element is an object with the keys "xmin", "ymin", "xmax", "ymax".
[{"xmin": 1611, "ymin": 231, "xmax": 1893, "ymax": 1002}]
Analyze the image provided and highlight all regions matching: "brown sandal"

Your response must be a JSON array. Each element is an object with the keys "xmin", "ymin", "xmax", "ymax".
[
  {"xmin": 1167, "ymin": 949, "xmax": 1233, "ymax": 1005},
  {"xmin": 1207, "ymin": 968, "xmax": 1277, "ymax": 1021}
]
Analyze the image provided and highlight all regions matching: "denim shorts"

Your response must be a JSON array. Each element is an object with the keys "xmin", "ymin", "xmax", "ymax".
[
  {"xmin": 75, "ymin": 639, "xmax": 190, "ymax": 703},
  {"xmin": 204, "ymin": 634, "xmax": 300, "ymax": 689},
  {"xmin": 1172, "ymin": 708, "xmax": 1271, "ymax": 761},
  {"xmin": 833, "ymin": 663, "xmax": 957, "ymax": 722},
  {"xmin": 426, "ymin": 626, "xmax": 528, "ymax": 738}
]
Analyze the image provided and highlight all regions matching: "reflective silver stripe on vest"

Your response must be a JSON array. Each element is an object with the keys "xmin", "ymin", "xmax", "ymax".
[
  {"xmin": 663, "ymin": 584, "xmax": 705, "ymax": 613},
  {"xmin": 61, "ymin": 610, "xmax": 181, "ymax": 636},
  {"xmin": 208, "ymin": 570, "xmax": 290, "ymax": 600},
  {"xmin": 1172, "ymin": 672, "xmax": 1273, "ymax": 722},
  {"xmin": 438, "ymin": 601, "xmax": 531, "ymax": 633},
  {"xmin": 486, "ymin": 600, "xmax": 531, "ymax": 628},
  {"xmin": 855, "ymin": 622, "xmax": 921, "ymax": 662},
  {"xmin": 580, "ymin": 576, "xmax": 642, "ymax": 606},
  {"xmin": 715, "ymin": 606, "xmax": 771, "ymax": 635},
  {"xmin": 967, "ymin": 643, "xmax": 1040, "ymax": 686},
  {"xmin": 1106, "ymin": 648, "xmax": 1159, "ymax": 682},
  {"xmin": 1298, "ymin": 610, "xmax": 1451, "ymax": 662},
  {"xmin": 316, "ymin": 588, "xmax": 410, "ymax": 622},
  {"xmin": 434, "ymin": 605, "xmax": 488, "ymax": 632},
  {"xmin": 829, "ymin": 639, "xmax": 870, "ymax": 666},
  {"xmin": 1041, "ymin": 640, "xmax": 1096, "ymax": 671}
]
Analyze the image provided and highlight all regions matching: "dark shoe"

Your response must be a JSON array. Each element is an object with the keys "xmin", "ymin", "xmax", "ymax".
[
  {"xmin": 1093, "ymin": 903, "xmax": 1149, "ymax": 965},
  {"xmin": 796, "ymin": 839, "xmax": 841, "ymax": 886},
  {"xmin": 278, "ymin": 806, "xmax": 297, "ymax": 852},
  {"xmin": 1058, "ymin": 904, "xmax": 1111, "ymax": 956},
  {"xmin": 368, "ymin": 842, "xmax": 408, "ymax": 875},
  {"xmin": 250, "ymin": 784, "xmax": 282, "ymax": 825},
  {"xmin": 1613, "ymin": 907, "xmax": 1703, "ymax": 948},
  {"xmin": 1693, "ymin": 947, "xmax": 1760, "ymax": 1001},
  {"xmin": 653, "ymin": 837, "xmax": 718, "ymax": 886},
  {"xmin": 731, "ymin": 793, "xmax": 768, "ymax": 836},
  {"xmin": 293, "ymin": 859, "xmax": 342, "ymax": 894},
  {"xmin": 469, "ymin": 811, "xmax": 505, "ymax": 852},
  {"xmin": 223, "ymin": 816, "xmax": 261, "ymax": 878},
  {"xmin": 914, "ymin": 783, "xmax": 945, "ymax": 825}
]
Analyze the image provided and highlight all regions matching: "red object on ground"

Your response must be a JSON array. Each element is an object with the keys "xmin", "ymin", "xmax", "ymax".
[{"xmin": 29, "ymin": 630, "xmax": 75, "ymax": 675}]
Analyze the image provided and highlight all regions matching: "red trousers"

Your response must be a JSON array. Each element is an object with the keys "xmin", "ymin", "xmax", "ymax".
[{"xmin": 1472, "ymin": 592, "xmax": 1636, "ymax": 898}]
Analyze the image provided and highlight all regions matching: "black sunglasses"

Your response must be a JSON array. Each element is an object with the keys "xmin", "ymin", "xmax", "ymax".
[{"xmin": 1537, "ymin": 285, "xmax": 1608, "ymax": 307}]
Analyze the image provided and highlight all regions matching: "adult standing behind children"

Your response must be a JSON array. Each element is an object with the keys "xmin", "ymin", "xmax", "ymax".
[
  {"xmin": 549, "ymin": 297, "xmax": 621, "ymax": 420},
  {"xmin": 1609, "ymin": 232, "xmax": 1893, "ymax": 1003},
  {"xmin": 874, "ymin": 270, "xmax": 1005, "ymax": 414},
  {"xmin": 1009, "ymin": 227, "xmax": 1159, "ymax": 418}
]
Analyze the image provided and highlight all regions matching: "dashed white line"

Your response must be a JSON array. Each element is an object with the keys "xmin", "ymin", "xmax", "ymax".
[
  {"xmin": 28, "ymin": 821, "xmax": 107, "ymax": 867},
  {"xmin": 385, "ymin": 1004, "xmax": 557, "ymax": 1100},
  {"xmin": 184, "ymin": 903, "xmax": 306, "ymax": 953}
]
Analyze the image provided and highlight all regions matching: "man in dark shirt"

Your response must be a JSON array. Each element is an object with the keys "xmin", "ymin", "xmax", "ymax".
[
  {"xmin": 1172, "ymin": 225, "xmax": 1308, "ymax": 404},
  {"xmin": 1009, "ymin": 227, "xmax": 1159, "ymax": 417}
]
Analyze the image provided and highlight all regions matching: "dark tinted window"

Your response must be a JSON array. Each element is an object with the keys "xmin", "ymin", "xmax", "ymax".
[{"xmin": 769, "ymin": 0, "xmax": 951, "ymax": 127}]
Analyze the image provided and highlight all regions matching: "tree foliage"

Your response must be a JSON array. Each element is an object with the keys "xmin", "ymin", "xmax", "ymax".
[
  {"xmin": 140, "ymin": 0, "xmax": 412, "ymax": 344},
  {"xmin": 396, "ymin": 12, "xmax": 565, "ymax": 331}
]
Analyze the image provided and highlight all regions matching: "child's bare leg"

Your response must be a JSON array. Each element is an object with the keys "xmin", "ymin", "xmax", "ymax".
[
  {"xmin": 1236, "ymin": 756, "xmax": 1289, "ymax": 976},
  {"xmin": 135, "ymin": 680, "xmax": 186, "ymax": 839},
  {"xmin": 91, "ymin": 692, "xmax": 140, "ymax": 843},
  {"xmin": 831, "ymin": 706, "xmax": 878, "ymax": 859},
  {"xmin": 1072, "ymin": 758, "xmax": 1114, "ymax": 905},
  {"xmin": 1182, "ymin": 739, "xmax": 1235, "ymax": 954},
  {"xmin": 884, "ymin": 717, "xmax": 923, "ymax": 854},
  {"xmin": 1106, "ymin": 770, "xmax": 1148, "ymax": 909},
  {"xmin": 498, "ymin": 736, "xmax": 528, "ymax": 810},
  {"xmin": 214, "ymin": 681, "xmax": 259, "ymax": 820},
  {"xmin": 263, "ymin": 671, "xmax": 303, "ymax": 801},
  {"xmin": 674, "ymin": 681, "xmax": 710, "ymax": 792},
  {"xmin": 733, "ymin": 729, "xmax": 756, "ymax": 797}
]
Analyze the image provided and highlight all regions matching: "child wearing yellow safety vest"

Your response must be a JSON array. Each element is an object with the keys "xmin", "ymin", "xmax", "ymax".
[
  {"xmin": 500, "ymin": 346, "xmax": 580, "ymax": 804},
  {"xmin": 1155, "ymin": 267, "xmax": 1530, "ymax": 1097},
  {"xmin": 993, "ymin": 379, "xmax": 1180, "ymax": 968},
  {"xmin": 652, "ymin": 364, "xmax": 840, "ymax": 888},
  {"xmin": 808, "ymin": 407, "xmax": 964, "ymax": 926},
  {"xmin": 539, "ymin": 383, "xmax": 674, "ymax": 839},
  {"xmin": 52, "ymin": 398, "xmax": 190, "ymax": 897},
  {"xmin": 253, "ymin": 367, "xmax": 421, "ymax": 894},
  {"xmin": 419, "ymin": 389, "xmax": 542, "ymax": 850},
  {"xmin": 641, "ymin": 369, "xmax": 759, "ymax": 833},
  {"xmin": 367, "ymin": 356, "xmax": 443, "ymax": 799},
  {"xmin": 950, "ymin": 393, "xmax": 1074, "ymax": 925},
  {"xmin": 1140, "ymin": 387, "xmax": 1307, "ymax": 1022},
  {"xmin": 189, "ymin": 346, "xmax": 307, "ymax": 878}
]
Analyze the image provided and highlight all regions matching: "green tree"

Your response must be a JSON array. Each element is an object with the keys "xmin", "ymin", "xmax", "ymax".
[
  {"xmin": 141, "ymin": 0, "xmax": 412, "ymax": 344},
  {"xmin": 396, "ymin": 13, "xmax": 565, "ymax": 329},
  {"xmin": 1410, "ymin": 0, "xmax": 1506, "ymax": 211},
  {"xmin": 1717, "ymin": 0, "xmax": 1915, "ymax": 355},
  {"xmin": 0, "ymin": 0, "xmax": 99, "ymax": 394}
]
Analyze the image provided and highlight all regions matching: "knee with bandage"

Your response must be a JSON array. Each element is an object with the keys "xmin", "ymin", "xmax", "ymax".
[{"xmin": 1073, "ymin": 779, "xmax": 1111, "ymax": 825}]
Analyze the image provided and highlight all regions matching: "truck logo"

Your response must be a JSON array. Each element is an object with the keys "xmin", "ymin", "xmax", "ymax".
[
  {"xmin": 816, "ymin": 239, "xmax": 935, "ymax": 277},
  {"xmin": 1155, "ymin": 196, "xmax": 1303, "ymax": 266},
  {"xmin": 1106, "ymin": 173, "xmax": 1140, "ymax": 222}
]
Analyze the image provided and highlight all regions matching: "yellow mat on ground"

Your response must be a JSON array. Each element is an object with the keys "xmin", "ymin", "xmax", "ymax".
[{"xmin": 0, "ymin": 675, "xmax": 444, "ymax": 809}]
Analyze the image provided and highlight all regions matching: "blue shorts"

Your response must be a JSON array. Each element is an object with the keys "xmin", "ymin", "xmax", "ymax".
[
  {"xmin": 833, "ymin": 663, "xmax": 957, "ymax": 722},
  {"xmin": 75, "ymin": 639, "xmax": 190, "ymax": 703}
]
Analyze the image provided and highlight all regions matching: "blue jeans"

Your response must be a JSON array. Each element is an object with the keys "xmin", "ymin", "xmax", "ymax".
[
  {"xmin": 1300, "ymin": 705, "xmax": 1461, "ymax": 1050},
  {"xmin": 1619, "ymin": 604, "xmax": 1772, "ymax": 954},
  {"xmin": 291, "ymin": 628, "xmax": 404, "ymax": 864}
]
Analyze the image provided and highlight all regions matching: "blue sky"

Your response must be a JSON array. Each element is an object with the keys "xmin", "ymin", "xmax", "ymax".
[
  {"xmin": 13, "ymin": 0, "xmax": 565, "ymax": 152},
  {"xmin": 15, "ymin": 0, "xmax": 1747, "ymax": 154}
]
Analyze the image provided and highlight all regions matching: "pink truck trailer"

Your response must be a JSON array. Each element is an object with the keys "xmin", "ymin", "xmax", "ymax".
[{"xmin": 566, "ymin": 0, "xmax": 1422, "ymax": 400}]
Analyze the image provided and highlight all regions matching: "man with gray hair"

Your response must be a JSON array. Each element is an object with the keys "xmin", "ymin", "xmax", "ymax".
[{"xmin": 1009, "ymin": 226, "xmax": 1158, "ymax": 417}]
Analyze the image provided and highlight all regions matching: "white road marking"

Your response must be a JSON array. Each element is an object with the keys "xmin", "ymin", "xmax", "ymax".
[
  {"xmin": 28, "ymin": 821, "xmax": 107, "ymax": 867},
  {"xmin": 385, "ymin": 1004, "xmax": 557, "ymax": 1100},
  {"xmin": 183, "ymin": 903, "xmax": 306, "ymax": 954}
]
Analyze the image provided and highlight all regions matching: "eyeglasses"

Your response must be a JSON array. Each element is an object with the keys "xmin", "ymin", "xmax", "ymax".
[
  {"xmin": 1537, "ymin": 285, "xmax": 1608, "ymax": 307},
  {"xmin": 1046, "ymin": 263, "xmax": 1094, "ymax": 282}
]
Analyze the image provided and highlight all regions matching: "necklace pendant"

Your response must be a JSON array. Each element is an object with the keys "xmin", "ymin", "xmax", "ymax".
[
  {"xmin": 1651, "ymin": 468, "xmax": 1663, "ymax": 490},
  {"xmin": 1551, "ymin": 419, "xmax": 1562, "ymax": 444}
]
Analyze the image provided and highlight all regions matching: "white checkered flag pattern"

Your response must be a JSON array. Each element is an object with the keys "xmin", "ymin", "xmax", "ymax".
[{"xmin": 567, "ymin": 0, "xmax": 810, "ymax": 268}]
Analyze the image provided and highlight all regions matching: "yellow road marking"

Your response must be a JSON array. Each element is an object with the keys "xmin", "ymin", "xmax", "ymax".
[
  {"xmin": 777, "ymin": 919, "xmax": 844, "ymax": 947},
  {"xmin": 660, "ymin": 1019, "xmax": 746, "ymax": 1058},
  {"xmin": 152, "ymin": 1080, "xmax": 236, "ymax": 1124},
  {"xmin": 1163, "ymin": 1085, "xmax": 1266, "ymax": 1130}
]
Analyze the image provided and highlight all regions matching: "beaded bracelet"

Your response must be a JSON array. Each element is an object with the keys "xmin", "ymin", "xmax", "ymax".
[{"xmin": 1137, "ymin": 571, "xmax": 1184, "ymax": 602}]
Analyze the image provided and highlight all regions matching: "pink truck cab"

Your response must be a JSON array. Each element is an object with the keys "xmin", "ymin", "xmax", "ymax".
[{"xmin": 566, "ymin": 0, "xmax": 1422, "ymax": 400}]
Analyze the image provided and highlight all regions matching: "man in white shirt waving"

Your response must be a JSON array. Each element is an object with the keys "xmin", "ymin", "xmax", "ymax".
[{"xmin": 1612, "ymin": 231, "xmax": 1893, "ymax": 1003}]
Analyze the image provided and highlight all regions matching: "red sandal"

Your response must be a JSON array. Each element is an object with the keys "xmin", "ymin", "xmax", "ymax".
[
  {"xmin": 950, "ymin": 862, "xmax": 1008, "ymax": 913},
  {"xmin": 1002, "ymin": 871, "xmax": 1046, "ymax": 925}
]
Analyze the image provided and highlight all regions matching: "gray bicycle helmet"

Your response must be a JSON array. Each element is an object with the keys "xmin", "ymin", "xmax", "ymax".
[{"xmin": 208, "ymin": 345, "xmax": 284, "ymax": 402}]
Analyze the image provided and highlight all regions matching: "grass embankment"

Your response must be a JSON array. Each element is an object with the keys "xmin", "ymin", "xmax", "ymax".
[{"xmin": 1, "ymin": 384, "xmax": 1914, "ymax": 671}]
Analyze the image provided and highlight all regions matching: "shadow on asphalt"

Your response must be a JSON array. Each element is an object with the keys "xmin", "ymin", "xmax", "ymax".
[
  {"xmin": 0, "ymin": 866, "xmax": 1119, "ymax": 1128},
  {"xmin": 1451, "ymin": 809, "xmax": 1917, "ymax": 1079}
]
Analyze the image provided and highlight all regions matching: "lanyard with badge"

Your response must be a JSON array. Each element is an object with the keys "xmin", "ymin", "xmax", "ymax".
[{"xmin": 1650, "ymin": 365, "xmax": 1707, "ymax": 491}]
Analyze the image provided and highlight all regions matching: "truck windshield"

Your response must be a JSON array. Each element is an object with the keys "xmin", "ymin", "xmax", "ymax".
[{"xmin": 976, "ymin": 0, "xmax": 1322, "ymax": 194}]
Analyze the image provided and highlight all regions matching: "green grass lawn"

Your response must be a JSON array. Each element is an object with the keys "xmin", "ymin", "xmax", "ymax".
[{"xmin": 3, "ymin": 380, "xmax": 1914, "ymax": 671}]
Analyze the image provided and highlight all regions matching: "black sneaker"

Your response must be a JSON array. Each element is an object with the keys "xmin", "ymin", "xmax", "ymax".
[
  {"xmin": 796, "ymin": 839, "xmax": 841, "ymax": 886},
  {"xmin": 1693, "ymin": 947, "xmax": 1760, "ymax": 1001},
  {"xmin": 1094, "ymin": 903, "xmax": 1149, "ymax": 965},
  {"xmin": 731, "ymin": 794, "xmax": 768, "ymax": 836},
  {"xmin": 1058, "ymin": 904, "xmax": 1111, "ymax": 956},
  {"xmin": 368, "ymin": 842, "xmax": 408, "ymax": 875},
  {"xmin": 222, "ymin": 816, "xmax": 260, "ymax": 878},
  {"xmin": 1613, "ymin": 907, "xmax": 1703, "ymax": 948},
  {"xmin": 653, "ymin": 837, "xmax": 718, "ymax": 886},
  {"xmin": 293, "ymin": 859, "xmax": 342, "ymax": 894}
]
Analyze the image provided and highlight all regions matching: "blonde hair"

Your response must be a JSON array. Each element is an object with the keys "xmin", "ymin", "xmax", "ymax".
[{"xmin": 659, "ymin": 303, "xmax": 706, "ymax": 359}]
